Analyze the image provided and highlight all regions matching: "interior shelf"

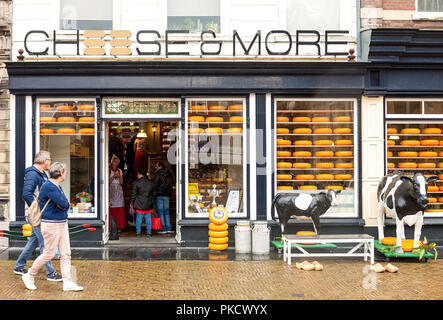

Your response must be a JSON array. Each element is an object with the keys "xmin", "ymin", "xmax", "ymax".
[{"xmin": 277, "ymin": 110, "xmax": 354, "ymax": 113}]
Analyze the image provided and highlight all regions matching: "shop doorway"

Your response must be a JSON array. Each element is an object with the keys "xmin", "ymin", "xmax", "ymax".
[{"xmin": 104, "ymin": 120, "xmax": 180, "ymax": 244}]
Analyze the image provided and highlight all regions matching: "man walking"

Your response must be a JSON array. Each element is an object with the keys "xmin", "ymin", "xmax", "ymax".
[
  {"xmin": 153, "ymin": 162, "xmax": 174, "ymax": 234},
  {"xmin": 13, "ymin": 151, "xmax": 62, "ymax": 282}
]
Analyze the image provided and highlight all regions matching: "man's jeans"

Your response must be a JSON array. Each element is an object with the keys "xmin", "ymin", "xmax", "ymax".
[
  {"xmin": 14, "ymin": 225, "xmax": 57, "ymax": 276},
  {"xmin": 136, "ymin": 212, "xmax": 151, "ymax": 235},
  {"xmin": 156, "ymin": 196, "xmax": 172, "ymax": 232}
]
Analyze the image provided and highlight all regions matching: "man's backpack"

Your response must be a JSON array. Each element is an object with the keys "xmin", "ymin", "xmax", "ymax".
[{"xmin": 27, "ymin": 197, "xmax": 51, "ymax": 228}]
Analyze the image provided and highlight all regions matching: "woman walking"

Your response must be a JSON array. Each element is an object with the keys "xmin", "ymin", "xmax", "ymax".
[
  {"xmin": 22, "ymin": 162, "xmax": 83, "ymax": 291},
  {"xmin": 130, "ymin": 169, "xmax": 155, "ymax": 237},
  {"xmin": 109, "ymin": 155, "xmax": 127, "ymax": 231}
]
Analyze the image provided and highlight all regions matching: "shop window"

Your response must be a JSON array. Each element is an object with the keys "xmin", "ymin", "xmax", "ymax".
[
  {"xmin": 103, "ymin": 99, "xmax": 179, "ymax": 117},
  {"xmin": 387, "ymin": 100, "xmax": 443, "ymax": 115},
  {"xmin": 186, "ymin": 99, "xmax": 245, "ymax": 217},
  {"xmin": 39, "ymin": 100, "xmax": 96, "ymax": 218},
  {"xmin": 167, "ymin": 0, "xmax": 220, "ymax": 33},
  {"xmin": 417, "ymin": 0, "xmax": 443, "ymax": 12},
  {"xmin": 387, "ymin": 101, "xmax": 421, "ymax": 115},
  {"xmin": 60, "ymin": 0, "xmax": 113, "ymax": 30},
  {"xmin": 275, "ymin": 99, "xmax": 357, "ymax": 217},
  {"xmin": 424, "ymin": 101, "xmax": 443, "ymax": 114},
  {"xmin": 287, "ymin": 0, "xmax": 340, "ymax": 33}
]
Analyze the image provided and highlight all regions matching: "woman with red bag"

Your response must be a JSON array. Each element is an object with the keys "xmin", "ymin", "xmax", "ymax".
[{"xmin": 130, "ymin": 169, "xmax": 155, "ymax": 237}]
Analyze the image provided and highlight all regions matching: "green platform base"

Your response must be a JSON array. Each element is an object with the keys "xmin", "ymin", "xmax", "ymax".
[
  {"xmin": 271, "ymin": 240, "xmax": 338, "ymax": 250},
  {"xmin": 374, "ymin": 240, "xmax": 435, "ymax": 259}
]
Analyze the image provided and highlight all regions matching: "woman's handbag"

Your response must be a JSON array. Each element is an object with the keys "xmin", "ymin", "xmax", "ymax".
[{"xmin": 28, "ymin": 198, "xmax": 51, "ymax": 228}]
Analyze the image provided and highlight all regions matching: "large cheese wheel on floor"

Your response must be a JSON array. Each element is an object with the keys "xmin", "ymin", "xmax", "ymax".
[
  {"xmin": 299, "ymin": 186, "xmax": 317, "ymax": 190},
  {"xmin": 79, "ymin": 128, "xmax": 95, "ymax": 134},
  {"xmin": 398, "ymin": 151, "xmax": 418, "ymax": 157},
  {"xmin": 294, "ymin": 140, "xmax": 312, "ymax": 145},
  {"xmin": 423, "ymin": 128, "xmax": 441, "ymax": 134},
  {"xmin": 315, "ymin": 151, "xmax": 334, "ymax": 157},
  {"xmin": 40, "ymin": 117, "xmax": 56, "ymax": 122},
  {"xmin": 293, "ymin": 128, "xmax": 312, "ymax": 134},
  {"xmin": 57, "ymin": 128, "xmax": 75, "ymax": 134},
  {"xmin": 277, "ymin": 162, "xmax": 293, "ymax": 168},
  {"xmin": 401, "ymin": 128, "xmax": 420, "ymax": 134},
  {"xmin": 314, "ymin": 128, "xmax": 332, "ymax": 134},
  {"xmin": 40, "ymin": 128, "xmax": 54, "ymax": 134},
  {"xmin": 189, "ymin": 116, "xmax": 205, "ymax": 122},
  {"xmin": 277, "ymin": 128, "xmax": 290, "ymax": 134},
  {"xmin": 206, "ymin": 116, "xmax": 224, "ymax": 122},
  {"xmin": 78, "ymin": 117, "xmax": 94, "ymax": 122},
  {"xmin": 418, "ymin": 163, "xmax": 436, "ymax": 168},
  {"xmin": 335, "ymin": 151, "xmax": 353, "ymax": 157},
  {"xmin": 191, "ymin": 105, "xmax": 208, "ymax": 111},
  {"xmin": 57, "ymin": 117, "xmax": 76, "ymax": 122},
  {"xmin": 277, "ymin": 174, "xmax": 292, "ymax": 180},
  {"xmin": 335, "ymin": 163, "xmax": 353, "ymax": 168},
  {"xmin": 381, "ymin": 237, "xmax": 397, "ymax": 246},
  {"xmin": 386, "ymin": 128, "xmax": 397, "ymax": 134},
  {"xmin": 333, "ymin": 116, "xmax": 351, "ymax": 122},
  {"xmin": 227, "ymin": 127, "xmax": 242, "ymax": 133},
  {"xmin": 56, "ymin": 105, "xmax": 74, "ymax": 111},
  {"xmin": 334, "ymin": 127, "xmax": 352, "ymax": 134},
  {"xmin": 316, "ymin": 162, "xmax": 334, "ymax": 168},
  {"xmin": 205, "ymin": 127, "xmax": 223, "ymax": 134},
  {"xmin": 293, "ymin": 162, "xmax": 311, "ymax": 168},
  {"xmin": 189, "ymin": 128, "xmax": 204, "ymax": 134},
  {"xmin": 314, "ymin": 140, "xmax": 333, "ymax": 145},
  {"xmin": 335, "ymin": 139, "xmax": 352, "ymax": 145},
  {"xmin": 398, "ymin": 162, "xmax": 417, "ymax": 168},
  {"xmin": 209, "ymin": 105, "xmax": 226, "ymax": 111},
  {"xmin": 277, "ymin": 151, "xmax": 292, "ymax": 157},
  {"xmin": 296, "ymin": 174, "xmax": 314, "ymax": 180},
  {"xmin": 229, "ymin": 116, "xmax": 243, "ymax": 122},
  {"xmin": 277, "ymin": 116, "xmax": 290, "ymax": 122},
  {"xmin": 325, "ymin": 185, "xmax": 343, "ymax": 190},
  {"xmin": 277, "ymin": 139, "xmax": 291, "ymax": 145},
  {"xmin": 317, "ymin": 174, "xmax": 334, "ymax": 180},
  {"xmin": 387, "ymin": 140, "xmax": 395, "ymax": 145},
  {"xmin": 77, "ymin": 104, "xmax": 94, "ymax": 111},
  {"xmin": 277, "ymin": 186, "xmax": 294, "ymax": 190},
  {"xmin": 401, "ymin": 140, "xmax": 420, "ymax": 146},
  {"xmin": 421, "ymin": 139, "xmax": 439, "ymax": 146},
  {"xmin": 228, "ymin": 104, "xmax": 243, "ymax": 111},
  {"xmin": 335, "ymin": 174, "xmax": 352, "ymax": 180},
  {"xmin": 292, "ymin": 117, "xmax": 311, "ymax": 122},
  {"xmin": 312, "ymin": 117, "xmax": 330, "ymax": 122},
  {"xmin": 293, "ymin": 151, "xmax": 312, "ymax": 157}
]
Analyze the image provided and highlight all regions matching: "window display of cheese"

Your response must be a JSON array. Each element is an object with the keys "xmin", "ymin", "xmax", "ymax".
[
  {"xmin": 387, "ymin": 140, "xmax": 395, "ymax": 145},
  {"xmin": 229, "ymin": 116, "xmax": 243, "ymax": 123},
  {"xmin": 40, "ymin": 117, "xmax": 57, "ymax": 122},
  {"xmin": 40, "ymin": 128, "xmax": 54, "ymax": 134},
  {"xmin": 333, "ymin": 127, "xmax": 352, "ymax": 134},
  {"xmin": 277, "ymin": 162, "xmax": 293, "ymax": 168},
  {"xmin": 335, "ymin": 162, "xmax": 353, "ymax": 168},
  {"xmin": 387, "ymin": 151, "xmax": 393, "ymax": 157},
  {"xmin": 398, "ymin": 151, "xmax": 418, "ymax": 157},
  {"xmin": 208, "ymin": 105, "xmax": 226, "ymax": 111},
  {"xmin": 228, "ymin": 104, "xmax": 243, "ymax": 111},
  {"xmin": 227, "ymin": 127, "xmax": 242, "ymax": 133},
  {"xmin": 292, "ymin": 117, "xmax": 311, "ymax": 122},
  {"xmin": 400, "ymin": 140, "xmax": 420, "ymax": 146},
  {"xmin": 423, "ymin": 128, "xmax": 441, "ymax": 134},
  {"xmin": 296, "ymin": 174, "xmax": 314, "ymax": 180},
  {"xmin": 205, "ymin": 127, "xmax": 223, "ymax": 134},
  {"xmin": 56, "ymin": 105, "xmax": 74, "ymax": 111},
  {"xmin": 400, "ymin": 128, "xmax": 421, "ymax": 134},
  {"xmin": 335, "ymin": 151, "xmax": 352, "ymax": 157},
  {"xmin": 428, "ymin": 186, "xmax": 439, "ymax": 192},
  {"xmin": 294, "ymin": 140, "xmax": 312, "ymax": 145},
  {"xmin": 293, "ymin": 128, "xmax": 312, "ymax": 134},
  {"xmin": 387, "ymin": 163, "xmax": 395, "ymax": 168},
  {"xmin": 57, "ymin": 128, "xmax": 75, "ymax": 134},
  {"xmin": 190, "ymin": 105, "xmax": 208, "ymax": 111},
  {"xmin": 40, "ymin": 104, "xmax": 52, "ymax": 111},
  {"xmin": 277, "ymin": 174, "xmax": 292, "ymax": 180},
  {"xmin": 312, "ymin": 117, "xmax": 330, "ymax": 122},
  {"xmin": 314, "ymin": 128, "xmax": 332, "ymax": 134},
  {"xmin": 277, "ymin": 186, "xmax": 294, "ymax": 190},
  {"xmin": 277, "ymin": 139, "xmax": 291, "ymax": 145},
  {"xmin": 398, "ymin": 162, "xmax": 418, "ymax": 168},
  {"xmin": 206, "ymin": 116, "xmax": 224, "ymax": 122},
  {"xmin": 333, "ymin": 116, "xmax": 351, "ymax": 122},
  {"xmin": 386, "ymin": 128, "xmax": 397, "ymax": 134},
  {"xmin": 78, "ymin": 117, "xmax": 94, "ymax": 122},
  {"xmin": 57, "ymin": 116, "xmax": 76, "ymax": 122},
  {"xmin": 293, "ymin": 162, "xmax": 311, "ymax": 168},
  {"xmin": 277, "ymin": 116, "xmax": 290, "ymax": 122},
  {"xmin": 277, "ymin": 151, "xmax": 292, "ymax": 157},
  {"xmin": 79, "ymin": 128, "xmax": 95, "ymax": 134},
  {"xmin": 316, "ymin": 174, "xmax": 334, "ymax": 180},
  {"xmin": 334, "ymin": 174, "xmax": 352, "ymax": 180},
  {"xmin": 325, "ymin": 185, "xmax": 343, "ymax": 190},
  {"xmin": 316, "ymin": 162, "xmax": 334, "ymax": 169},
  {"xmin": 419, "ymin": 151, "xmax": 437, "ymax": 157},
  {"xmin": 77, "ymin": 104, "xmax": 94, "ymax": 111},
  {"xmin": 299, "ymin": 185, "xmax": 317, "ymax": 190},
  {"xmin": 421, "ymin": 139, "xmax": 439, "ymax": 146},
  {"xmin": 293, "ymin": 151, "xmax": 312, "ymax": 157},
  {"xmin": 314, "ymin": 140, "xmax": 333, "ymax": 145},
  {"xmin": 277, "ymin": 128, "xmax": 290, "ymax": 134},
  {"xmin": 189, "ymin": 116, "xmax": 205, "ymax": 122},
  {"xmin": 315, "ymin": 151, "xmax": 334, "ymax": 157},
  {"xmin": 335, "ymin": 140, "xmax": 352, "ymax": 145},
  {"xmin": 418, "ymin": 163, "xmax": 436, "ymax": 168}
]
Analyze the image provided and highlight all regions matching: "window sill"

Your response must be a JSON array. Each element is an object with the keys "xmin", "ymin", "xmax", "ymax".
[{"xmin": 412, "ymin": 12, "xmax": 443, "ymax": 20}]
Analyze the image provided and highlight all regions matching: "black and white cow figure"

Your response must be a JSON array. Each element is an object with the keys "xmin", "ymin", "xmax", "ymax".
[
  {"xmin": 377, "ymin": 173, "xmax": 438, "ymax": 253},
  {"xmin": 272, "ymin": 189, "xmax": 342, "ymax": 235}
]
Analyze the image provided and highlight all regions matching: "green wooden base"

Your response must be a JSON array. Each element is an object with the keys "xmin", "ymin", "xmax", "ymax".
[
  {"xmin": 374, "ymin": 240, "xmax": 435, "ymax": 259},
  {"xmin": 271, "ymin": 240, "xmax": 338, "ymax": 250}
]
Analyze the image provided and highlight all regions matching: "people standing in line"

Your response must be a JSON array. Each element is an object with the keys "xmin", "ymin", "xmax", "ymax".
[
  {"xmin": 130, "ymin": 169, "xmax": 155, "ymax": 238},
  {"xmin": 109, "ymin": 156, "xmax": 127, "ymax": 232},
  {"xmin": 22, "ymin": 162, "xmax": 83, "ymax": 291},
  {"xmin": 153, "ymin": 162, "xmax": 174, "ymax": 234},
  {"xmin": 14, "ymin": 151, "xmax": 62, "ymax": 282},
  {"xmin": 109, "ymin": 130, "xmax": 125, "ymax": 172}
]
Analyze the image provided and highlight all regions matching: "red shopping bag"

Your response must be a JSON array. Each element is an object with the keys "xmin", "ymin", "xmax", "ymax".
[{"xmin": 151, "ymin": 217, "xmax": 162, "ymax": 230}]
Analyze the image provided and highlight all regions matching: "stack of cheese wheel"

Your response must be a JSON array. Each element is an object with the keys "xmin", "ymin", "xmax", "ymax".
[
  {"xmin": 296, "ymin": 230, "xmax": 317, "ymax": 245},
  {"xmin": 208, "ymin": 207, "xmax": 229, "ymax": 251}
]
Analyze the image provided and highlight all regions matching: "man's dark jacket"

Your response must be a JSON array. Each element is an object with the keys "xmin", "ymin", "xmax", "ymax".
[{"xmin": 22, "ymin": 166, "xmax": 48, "ymax": 207}]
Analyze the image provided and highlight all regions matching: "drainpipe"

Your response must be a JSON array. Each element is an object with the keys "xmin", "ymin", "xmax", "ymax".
[{"xmin": 357, "ymin": 0, "xmax": 361, "ymax": 61}]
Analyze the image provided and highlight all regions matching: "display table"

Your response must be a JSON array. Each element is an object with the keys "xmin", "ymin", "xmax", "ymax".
[{"xmin": 282, "ymin": 234, "xmax": 374, "ymax": 265}]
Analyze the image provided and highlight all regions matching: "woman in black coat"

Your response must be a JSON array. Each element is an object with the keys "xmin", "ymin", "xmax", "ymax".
[{"xmin": 130, "ymin": 169, "xmax": 155, "ymax": 237}]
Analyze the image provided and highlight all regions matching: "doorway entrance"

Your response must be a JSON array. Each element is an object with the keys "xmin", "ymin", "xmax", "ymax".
[{"xmin": 104, "ymin": 120, "xmax": 180, "ymax": 244}]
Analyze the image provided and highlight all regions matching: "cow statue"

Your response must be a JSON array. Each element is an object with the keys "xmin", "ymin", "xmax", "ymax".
[
  {"xmin": 271, "ymin": 189, "xmax": 342, "ymax": 235},
  {"xmin": 377, "ymin": 173, "xmax": 438, "ymax": 253}
]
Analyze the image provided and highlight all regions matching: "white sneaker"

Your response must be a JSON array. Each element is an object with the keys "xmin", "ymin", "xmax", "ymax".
[
  {"xmin": 22, "ymin": 273, "xmax": 37, "ymax": 290},
  {"xmin": 63, "ymin": 281, "xmax": 83, "ymax": 291}
]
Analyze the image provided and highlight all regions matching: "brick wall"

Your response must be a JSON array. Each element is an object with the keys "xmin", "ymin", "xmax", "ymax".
[{"xmin": 382, "ymin": 0, "xmax": 415, "ymax": 10}]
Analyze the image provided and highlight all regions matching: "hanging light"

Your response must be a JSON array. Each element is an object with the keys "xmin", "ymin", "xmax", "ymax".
[{"xmin": 137, "ymin": 130, "xmax": 147, "ymax": 138}]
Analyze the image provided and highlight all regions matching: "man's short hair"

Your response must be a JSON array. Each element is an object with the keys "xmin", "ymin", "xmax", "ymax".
[{"xmin": 34, "ymin": 151, "xmax": 51, "ymax": 164}]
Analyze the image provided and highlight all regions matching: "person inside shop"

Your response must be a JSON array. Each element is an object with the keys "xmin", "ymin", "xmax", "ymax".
[
  {"xmin": 153, "ymin": 161, "xmax": 174, "ymax": 234},
  {"xmin": 130, "ymin": 169, "xmax": 155, "ymax": 237},
  {"xmin": 109, "ymin": 155, "xmax": 127, "ymax": 232},
  {"xmin": 133, "ymin": 134, "xmax": 148, "ymax": 177},
  {"xmin": 124, "ymin": 135, "xmax": 137, "ymax": 183},
  {"xmin": 109, "ymin": 130, "xmax": 125, "ymax": 172}
]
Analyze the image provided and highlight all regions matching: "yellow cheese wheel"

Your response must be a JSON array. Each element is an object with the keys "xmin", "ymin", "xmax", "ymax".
[
  {"xmin": 293, "ymin": 163, "xmax": 311, "ymax": 168},
  {"xmin": 206, "ymin": 117, "xmax": 224, "ymax": 122},
  {"xmin": 277, "ymin": 186, "xmax": 294, "ymax": 190},
  {"xmin": 209, "ymin": 237, "xmax": 229, "ymax": 244},
  {"xmin": 293, "ymin": 128, "xmax": 312, "ymax": 134},
  {"xmin": 208, "ymin": 105, "xmax": 226, "ymax": 111},
  {"xmin": 401, "ymin": 140, "xmax": 420, "ymax": 146},
  {"xmin": 426, "ymin": 209, "xmax": 443, "ymax": 212},
  {"xmin": 189, "ymin": 128, "xmax": 204, "ymax": 134},
  {"xmin": 296, "ymin": 174, "xmax": 314, "ymax": 180},
  {"xmin": 229, "ymin": 116, "xmax": 243, "ymax": 122},
  {"xmin": 315, "ymin": 151, "xmax": 334, "ymax": 157},
  {"xmin": 398, "ymin": 151, "xmax": 418, "ymax": 157},
  {"xmin": 438, "ymin": 174, "xmax": 443, "ymax": 180},
  {"xmin": 293, "ymin": 151, "xmax": 312, "ymax": 157},
  {"xmin": 312, "ymin": 117, "xmax": 330, "ymax": 122},
  {"xmin": 381, "ymin": 237, "xmax": 397, "ymax": 246},
  {"xmin": 40, "ymin": 104, "xmax": 53, "ymax": 111},
  {"xmin": 440, "ymin": 186, "xmax": 443, "ymax": 191},
  {"xmin": 387, "ymin": 163, "xmax": 395, "ymax": 168},
  {"xmin": 438, "ymin": 197, "xmax": 443, "ymax": 203},
  {"xmin": 57, "ymin": 117, "xmax": 76, "ymax": 122},
  {"xmin": 40, "ymin": 128, "xmax": 54, "ymax": 134},
  {"xmin": 387, "ymin": 140, "xmax": 395, "ymax": 145},
  {"xmin": 428, "ymin": 197, "xmax": 437, "ymax": 203},
  {"xmin": 423, "ymin": 128, "xmax": 441, "ymax": 134},
  {"xmin": 79, "ymin": 128, "xmax": 95, "ymax": 134},
  {"xmin": 401, "ymin": 128, "xmax": 421, "ymax": 134},
  {"xmin": 335, "ymin": 174, "xmax": 352, "ymax": 180},
  {"xmin": 292, "ymin": 117, "xmax": 311, "ymax": 122},
  {"xmin": 334, "ymin": 127, "xmax": 352, "ymax": 134},
  {"xmin": 277, "ymin": 139, "xmax": 292, "ymax": 145},
  {"xmin": 277, "ymin": 162, "xmax": 293, "ymax": 168},
  {"xmin": 418, "ymin": 163, "xmax": 436, "ymax": 168},
  {"xmin": 57, "ymin": 128, "xmax": 75, "ymax": 134},
  {"xmin": 317, "ymin": 174, "xmax": 334, "ymax": 180},
  {"xmin": 277, "ymin": 151, "xmax": 292, "ymax": 157},
  {"xmin": 57, "ymin": 105, "xmax": 74, "ymax": 111},
  {"xmin": 299, "ymin": 186, "xmax": 317, "ymax": 190},
  {"xmin": 387, "ymin": 151, "xmax": 393, "ymax": 157},
  {"xmin": 277, "ymin": 117, "xmax": 290, "ymax": 122},
  {"xmin": 386, "ymin": 128, "xmax": 398, "ymax": 134},
  {"xmin": 335, "ymin": 151, "xmax": 353, "ymax": 157},
  {"xmin": 398, "ymin": 162, "xmax": 417, "ymax": 168},
  {"xmin": 421, "ymin": 139, "xmax": 439, "ymax": 146},
  {"xmin": 316, "ymin": 162, "xmax": 334, "ymax": 169},
  {"xmin": 277, "ymin": 128, "xmax": 290, "ymax": 134},
  {"xmin": 419, "ymin": 151, "xmax": 437, "ymax": 157},
  {"xmin": 440, "ymin": 141, "xmax": 443, "ymax": 146},
  {"xmin": 77, "ymin": 104, "xmax": 94, "ymax": 111},
  {"xmin": 428, "ymin": 186, "xmax": 439, "ymax": 192},
  {"xmin": 438, "ymin": 162, "xmax": 443, "ymax": 168},
  {"xmin": 191, "ymin": 105, "xmax": 208, "ymax": 111},
  {"xmin": 335, "ymin": 140, "xmax": 352, "ymax": 145},
  {"xmin": 40, "ymin": 117, "xmax": 56, "ymax": 122},
  {"xmin": 78, "ymin": 117, "xmax": 94, "ymax": 123},
  {"xmin": 227, "ymin": 127, "xmax": 242, "ymax": 133},
  {"xmin": 205, "ymin": 127, "xmax": 223, "ymax": 134},
  {"xmin": 314, "ymin": 140, "xmax": 333, "ymax": 145},
  {"xmin": 228, "ymin": 104, "xmax": 243, "ymax": 111},
  {"xmin": 314, "ymin": 128, "xmax": 332, "ymax": 134},
  {"xmin": 325, "ymin": 185, "xmax": 343, "ymax": 190},
  {"xmin": 208, "ymin": 243, "xmax": 228, "ymax": 251},
  {"xmin": 335, "ymin": 162, "xmax": 353, "ymax": 168},
  {"xmin": 277, "ymin": 174, "xmax": 292, "ymax": 180},
  {"xmin": 189, "ymin": 116, "xmax": 205, "ymax": 122},
  {"xmin": 294, "ymin": 140, "xmax": 312, "ymax": 145},
  {"xmin": 333, "ymin": 116, "xmax": 351, "ymax": 122},
  {"xmin": 296, "ymin": 231, "xmax": 317, "ymax": 244}
]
